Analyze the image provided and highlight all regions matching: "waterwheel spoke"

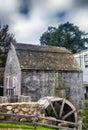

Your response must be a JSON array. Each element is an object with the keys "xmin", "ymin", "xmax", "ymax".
[
  {"xmin": 49, "ymin": 100, "xmax": 58, "ymax": 118},
  {"xmin": 59, "ymin": 99, "xmax": 65, "ymax": 118},
  {"xmin": 62, "ymin": 109, "xmax": 76, "ymax": 120},
  {"xmin": 39, "ymin": 97, "xmax": 77, "ymax": 125}
]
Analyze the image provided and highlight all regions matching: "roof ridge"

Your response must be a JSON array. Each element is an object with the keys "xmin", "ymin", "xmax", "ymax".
[{"xmin": 13, "ymin": 43, "xmax": 71, "ymax": 54}]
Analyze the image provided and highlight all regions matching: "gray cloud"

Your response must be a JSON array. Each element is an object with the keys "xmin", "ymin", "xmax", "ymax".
[
  {"xmin": 76, "ymin": 0, "xmax": 88, "ymax": 7},
  {"xmin": 18, "ymin": 0, "xmax": 31, "ymax": 16}
]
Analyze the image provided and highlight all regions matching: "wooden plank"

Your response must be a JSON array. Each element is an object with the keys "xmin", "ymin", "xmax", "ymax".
[
  {"xmin": 62, "ymin": 109, "xmax": 76, "ymax": 120},
  {"xmin": 49, "ymin": 100, "xmax": 58, "ymax": 118},
  {"xmin": 35, "ymin": 122, "xmax": 74, "ymax": 130},
  {"xmin": 59, "ymin": 99, "xmax": 65, "ymax": 118},
  {"xmin": 0, "ymin": 112, "xmax": 78, "ymax": 127},
  {"xmin": 0, "ymin": 113, "xmax": 35, "ymax": 118}
]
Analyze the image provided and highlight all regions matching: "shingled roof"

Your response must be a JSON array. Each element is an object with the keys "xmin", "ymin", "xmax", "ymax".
[{"xmin": 14, "ymin": 43, "xmax": 81, "ymax": 72}]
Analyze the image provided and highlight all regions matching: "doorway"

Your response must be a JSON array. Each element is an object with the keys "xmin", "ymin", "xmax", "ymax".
[{"xmin": 0, "ymin": 87, "xmax": 3, "ymax": 96}]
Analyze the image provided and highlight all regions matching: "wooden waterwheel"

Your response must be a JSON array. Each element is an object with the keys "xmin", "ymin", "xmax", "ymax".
[{"xmin": 38, "ymin": 97, "xmax": 77, "ymax": 127}]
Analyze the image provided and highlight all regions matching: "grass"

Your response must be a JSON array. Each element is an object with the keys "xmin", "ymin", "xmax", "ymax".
[
  {"xmin": 0, "ymin": 123, "xmax": 54, "ymax": 130},
  {"xmin": 83, "ymin": 100, "xmax": 88, "ymax": 124}
]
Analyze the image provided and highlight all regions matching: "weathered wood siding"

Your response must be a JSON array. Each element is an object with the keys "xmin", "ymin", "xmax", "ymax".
[{"xmin": 4, "ymin": 44, "xmax": 21, "ymax": 96}]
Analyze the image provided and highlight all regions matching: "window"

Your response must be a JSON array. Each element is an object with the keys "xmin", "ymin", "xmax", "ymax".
[
  {"xmin": 13, "ymin": 76, "xmax": 17, "ymax": 95},
  {"xmin": 84, "ymin": 54, "xmax": 88, "ymax": 67},
  {"xmin": 84, "ymin": 86, "xmax": 88, "ymax": 99},
  {"xmin": 6, "ymin": 76, "xmax": 10, "ymax": 88},
  {"xmin": 13, "ymin": 76, "xmax": 17, "ymax": 88}
]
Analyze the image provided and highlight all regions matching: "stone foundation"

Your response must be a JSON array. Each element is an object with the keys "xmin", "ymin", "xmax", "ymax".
[
  {"xmin": 0, "ymin": 102, "xmax": 44, "ymax": 122},
  {"xmin": 0, "ymin": 96, "xmax": 8, "ymax": 103},
  {"xmin": 0, "ymin": 95, "xmax": 31, "ymax": 103}
]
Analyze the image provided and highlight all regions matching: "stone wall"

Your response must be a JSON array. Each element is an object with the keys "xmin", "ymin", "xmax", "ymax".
[
  {"xmin": 21, "ymin": 70, "xmax": 84, "ymax": 109},
  {"xmin": 0, "ymin": 102, "xmax": 44, "ymax": 122},
  {"xmin": 21, "ymin": 71, "xmax": 56, "ymax": 101},
  {"xmin": 58, "ymin": 72, "xmax": 84, "ymax": 109}
]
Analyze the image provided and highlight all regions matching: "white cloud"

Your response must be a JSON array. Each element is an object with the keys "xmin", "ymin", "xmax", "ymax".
[
  {"xmin": 44, "ymin": 0, "xmax": 74, "ymax": 14},
  {"xmin": 71, "ymin": 0, "xmax": 88, "ymax": 31},
  {"xmin": 0, "ymin": 0, "xmax": 18, "ymax": 24},
  {"xmin": 0, "ymin": 0, "xmax": 88, "ymax": 44},
  {"xmin": 30, "ymin": 0, "xmax": 74, "ymax": 19},
  {"xmin": 11, "ymin": 14, "xmax": 47, "ymax": 44},
  {"xmin": 11, "ymin": 0, "xmax": 75, "ymax": 44},
  {"xmin": 67, "ymin": 8, "xmax": 88, "ymax": 32}
]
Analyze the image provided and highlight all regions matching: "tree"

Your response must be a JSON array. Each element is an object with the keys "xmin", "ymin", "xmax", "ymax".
[
  {"xmin": 0, "ymin": 25, "xmax": 16, "ymax": 67},
  {"xmin": 40, "ymin": 22, "xmax": 88, "ymax": 53}
]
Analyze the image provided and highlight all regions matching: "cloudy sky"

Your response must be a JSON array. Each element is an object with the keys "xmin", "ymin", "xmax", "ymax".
[{"xmin": 0, "ymin": 0, "xmax": 88, "ymax": 44}]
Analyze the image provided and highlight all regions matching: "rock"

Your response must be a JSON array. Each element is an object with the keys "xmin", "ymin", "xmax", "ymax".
[
  {"xmin": 12, "ymin": 104, "xmax": 18, "ymax": 109},
  {"xmin": 20, "ymin": 118, "xmax": 27, "ymax": 122},
  {"xmin": 31, "ymin": 117, "xmax": 38, "ymax": 122},
  {"xmin": 21, "ymin": 108, "xmax": 29, "ymax": 112},
  {"xmin": 58, "ymin": 122, "xmax": 68, "ymax": 127},
  {"xmin": 14, "ymin": 108, "xmax": 19, "ymax": 113},
  {"xmin": 30, "ymin": 109, "xmax": 34, "ymax": 113},
  {"xmin": 19, "ymin": 111, "xmax": 24, "ymax": 115},
  {"xmin": 39, "ymin": 117, "xmax": 56, "ymax": 124},
  {"xmin": 0, "ymin": 116, "xmax": 5, "ymax": 120},
  {"xmin": 0, "ymin": 105, "xmax": 2, "ymax": 109},
  {"xmin": 17, "ymin": 106, "xmax": 21, "ymax": 110},
  {"xmin": 7, "ymin": 111, "xmax": 12, "ymax": 114},
  {"xmin": 28, "ymin": 111, "xmax": 32, "ymax": 115},
  {"xmin": 7, "ymin": 106, "xmax": 12, "ymax": 111}
]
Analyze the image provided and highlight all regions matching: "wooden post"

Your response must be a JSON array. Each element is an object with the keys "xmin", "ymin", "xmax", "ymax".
[
  {"xmin": 78, "ymin": 120, "xmax": 82, "ymax": 130},
  {"xmin": 33, "ymin": 122, "xmax": 37, "ymax": 130}
]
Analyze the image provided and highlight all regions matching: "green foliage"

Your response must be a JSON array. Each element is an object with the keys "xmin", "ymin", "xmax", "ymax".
[
  {"xmin": 82, "ymin": 101, "xmax": 88, "ymax": 124},
  {"xmin": 40, "ymin": 22, "xmax": 88, "ymax": 53},
  {"xmin": 82, "ymin": 109, "xmax": 88, "ymax": 130},
  {"xmin": 82, "ymin": 109, "xmax": 88, "ymax": 122},
  {"xmin": 84, "ymin": 100, "xmax": 88, "ymax": 110},
  {"xmin": 78, "ymin": 108, "xmax": 88, "ymax": 130},
  {"xmin": 0, "ymin": 25, "xmax": 16, "ymax": 67}
]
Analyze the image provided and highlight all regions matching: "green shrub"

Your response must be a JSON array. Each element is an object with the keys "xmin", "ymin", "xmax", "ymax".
[
  {"xmin": 84, "ymin": 100, "xmax": 88, "ymax": 110},
  {"xmin": 82, "ymin": 109, "xmax": 88, "ymax": 124},
  {"xmin": 82, "ymin": 100, "xmax": 88, "ymax": 123}
]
